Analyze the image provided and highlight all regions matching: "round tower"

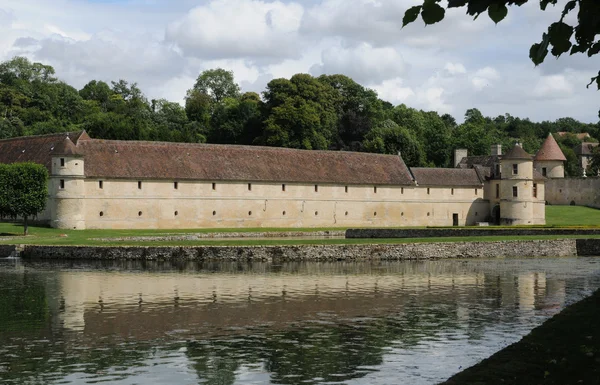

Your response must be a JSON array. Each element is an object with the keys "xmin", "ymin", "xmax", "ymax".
[
  {"xmin": 500, "ymin": 143, "xmax": 534, "ymax": 225},
  {"xmin": 50, "ymin": 135, "xmax": 86, "ymax": 230},
  {"xmin": 534, "ymin": 133, "xmax": 566, "ymax": 178}
]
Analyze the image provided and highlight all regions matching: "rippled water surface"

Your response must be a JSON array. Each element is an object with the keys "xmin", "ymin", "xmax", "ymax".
[{"xmin": 1, "ymin": 257, "xmax": 599, "ymax": 385}]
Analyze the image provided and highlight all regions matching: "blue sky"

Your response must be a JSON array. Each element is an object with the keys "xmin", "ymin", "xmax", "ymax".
[{"xmin": 1, "ymin": 0, "xmax": 597, "ymax": 123}]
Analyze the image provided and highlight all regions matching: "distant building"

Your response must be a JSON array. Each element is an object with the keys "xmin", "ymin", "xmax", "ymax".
[
  {"xmin": 573, "ymin": 142, "xmax": 599, "ymax": 171},
  {"xmin": 557, "ymin": 132, "xmax": 591, "ymax": 141},
  {"xmin": 0, "ymin": 131, "xmax": 563, "ymax": 229}
]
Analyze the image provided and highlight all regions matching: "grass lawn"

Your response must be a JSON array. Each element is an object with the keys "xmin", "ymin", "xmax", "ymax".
[
  {"xmin": 545, "ymin": 205, "xmax": 600, "ymax": 226},
  {"xmin": 1, "ymin": 205, "xmax": 600, "ymax": 247}
]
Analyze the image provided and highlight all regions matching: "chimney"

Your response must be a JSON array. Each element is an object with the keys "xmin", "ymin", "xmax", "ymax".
[
  {"xmin": 454, "ymin": 149, "xmax": 468, "ymax": 168},
  {"xmin": 491, "ymin": 144, "xmax": 502, "ymax": 156}
]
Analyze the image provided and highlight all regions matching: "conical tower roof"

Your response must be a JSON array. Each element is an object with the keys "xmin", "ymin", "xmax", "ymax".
[
  {"xmin": 503, "ymin": 143, "xmax": 532, "ymax": 160},
  {"xmin": 52, "ymin": 135, "xmax": 81, "ymax": 156},
  {"xmin": 535, "ymin": 133, "xmax": 567, "ymax": 161}
]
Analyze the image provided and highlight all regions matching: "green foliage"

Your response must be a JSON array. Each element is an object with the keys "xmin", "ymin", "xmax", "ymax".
[
  {"xmin": 0, "ymin": 162, "xmax": 48, "ymax": 235},
  {"xmin": 0, "ymin": 56, "xmax": 598, "ymax": 170},
  {"xmin": 191, "ymin": 68, "xmax": 240, "ymax": 104}
]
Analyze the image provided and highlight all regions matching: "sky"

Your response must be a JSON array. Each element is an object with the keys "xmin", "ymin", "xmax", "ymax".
[{"xmin": 0, "ymin": 0, "xmax": 598, "ymax": 123}]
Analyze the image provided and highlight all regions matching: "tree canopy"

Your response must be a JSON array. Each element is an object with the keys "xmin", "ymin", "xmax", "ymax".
[
  {"xmin": 0, "ymin": 56, "xmax": 599, "ymax": 177},
  {"xmin": 0, "ymin": 162, "xmax": 48, "ymax": 235}
]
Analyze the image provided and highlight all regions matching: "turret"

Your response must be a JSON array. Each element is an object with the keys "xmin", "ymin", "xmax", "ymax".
[
  {"xmin": 500, "ymin": 143, "xmax": 535, "ymax": 225},
  {"xmin": 49, "ymin": 135, "xmax": 86, "ymax": 229},
  {"xmin": 534, "ymin": 133, "xmax": 566, "ymax": 178}
]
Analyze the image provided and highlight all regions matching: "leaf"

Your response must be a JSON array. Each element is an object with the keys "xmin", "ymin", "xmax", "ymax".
[
  {"xmin": 530, "ymin": 33, "xmax": 550, "ymax": 65},
  {"xmin": 548, "ymin": 22, "xmax": 574, "ymax": 57},
  {"xmin": 403, "ymin": 6, "xmax": 422, "ymax": 27},
  {"xmin": 447, "ymin": 0, "xmax": 468, "ymax": 8},
  {"xmin": 586, "ymin": 71, "xmax": 600, "ymax": 90},
  {"xmin": 588, "ymin": 42, "xmax": 600, "ymax": 57},
  {"xmin": 540, "ymin": 0, "xmax": 557, "ymax": 11},
  {"xmin": 488, "ymin": 3, "xmax": 508, "ymax": 24},
  {"xmin": 421, "ymin": 1, "xmax": 445, "ymax": 24}
]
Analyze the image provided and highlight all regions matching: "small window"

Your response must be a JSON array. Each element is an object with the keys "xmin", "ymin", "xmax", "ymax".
[
  {"xmin": 315, "ymin": 211, "xmax": 318, "ymax": 216},
  {"xmin": 248, "ymin": 183, "xmax": 252, "ymax": 191},
  {"xmin": 248, "ymin": 211, "xmax": 252, "ymax": 216},
  {"xmin": 99, "ymin": 211, "xmax": 104, "ymax": 217},
  {"xmin": 282, "ymin": 184, "xmax": 286, "ymax": 192},
  {"xmin": 174, "ymin": 182, "xmax": 178, "ymax": 190},
  {"xmin": 533, "ymin": 183, "xmax": 538, "ymax": 198},
  {"xmin": 512, "ymin": 164, "xmax": 518, "ymax": 175},
  {"xmin": 138, "ymin": 211, "xmax": 143, "ymax": 217},
  {"xmin": 401, "ymin": 212, "xmax": 404, "ymax": 216},
  {"xmin": 60, "ymin": 158, "xmax": 65, "ymax": 167},
  {"xmin": 542, "ymin": 168, "xmax": 547, "ymax": 177},
  {"xmin": 495, "ymin": 184, "xmax": 500, "ymax": 198},
  {"xmin": 475, "ymin": 188, "xmax": 478, "ymax": 195},
  {"xmin": 282, "ymin": 211, "xmax": 286, "ymax": 216},
  {"xmin": 99, "ymin": 181, "xmax": 103, "ymax": 189},
  {"xmin": 451, "ymin": 188, "xmax": 454, "ymax": 195},
  {"xmin": 401, "ymin": 187, "xmax": 404, "ymax": 194},
  {"xmin": 373, "ymin": 212, "xmax": 377, "ymax": 217},
  {"xmin": 212, "ymin": 183, "xmax": 216, "ymax": 190},
  {"xmin": 315, "ymin": 185, "xmax": 318, "ymax": 192},
  {"xmin": 174, "ymin": 211, "xmax": 179, "ymax": 216},
  {"xmin": 212, "ymin": 210, "xmax": 216, "ymax": 216},
  {"xmin": 427, "ymin": 188, "xmax": 430, "ymax": 195},
  {"xmin": 374, "ymin": 186, "xmax": 377, "ymax": 193},
  {"xmin": 495, "ymin": 164, "xmax": 500, "ymax": 177},
  {"xmin": 345, "ymin": 211, "xmax": 348, "ymax": 216},
  {"xmin": 138, "ymin": 181, "xmax": 142, "ymax": 189},
  {"xmin": 60, "ymin": 179, "xmax": 65, "ymax": 189},
  {"xmin": 427, "ymin": 212, "xmax": 430, "ymax": 216},
  {"xmin": 345, "ymin": 186, "xmax": 348, "ymax": 193},
  {"xmin": 513, "ymin": 186, "xmax": 518, "ymax": 198}
]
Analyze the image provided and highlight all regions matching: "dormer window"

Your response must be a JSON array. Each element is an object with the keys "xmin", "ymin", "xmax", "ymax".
[{"xmin": 60, "ymin": 158, "xmax": 65, "ymax": 167}]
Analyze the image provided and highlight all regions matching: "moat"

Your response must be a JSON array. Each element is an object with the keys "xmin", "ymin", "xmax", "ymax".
[{"xmin": 1, "ymin": 257, "xmax": 599, "ymax": 385}]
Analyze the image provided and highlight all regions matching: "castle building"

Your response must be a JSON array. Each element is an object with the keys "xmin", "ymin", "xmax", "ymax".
[{"xmin": 0, "ymin": 131, "xmax": 562, "ymax": 229}]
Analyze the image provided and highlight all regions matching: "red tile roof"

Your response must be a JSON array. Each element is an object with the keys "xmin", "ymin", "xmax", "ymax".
[
  {"xmin": 0, "ymin": 132, "xmax": 415, "ymax": 186},
  {"xmin": 535, "ymin": 134, "xmax": 567, "ymax": 161}
]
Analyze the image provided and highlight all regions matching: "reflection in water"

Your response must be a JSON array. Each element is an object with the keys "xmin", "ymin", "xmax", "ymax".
[{"xmin": 0, "ymin": 257, "xmax": 598, "ymax": 385}]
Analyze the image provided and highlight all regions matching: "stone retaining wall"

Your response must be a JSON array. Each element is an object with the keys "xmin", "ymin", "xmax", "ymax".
[
  {"xmin": 20, "ymin": 239, "xmax": 577, "ymax": 261},
  {"xmin": 346, "ymin": 228, "xmax": 600, "ymax": 238},
  {"xmin": 0, "ymin": 245, "xmax": 16, "ymax": 258}
]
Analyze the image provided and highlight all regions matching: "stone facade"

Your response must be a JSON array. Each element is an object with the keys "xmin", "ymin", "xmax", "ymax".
[{"xmin": 0, "ymin": 132, "xmax": 560, "ymax": 230}]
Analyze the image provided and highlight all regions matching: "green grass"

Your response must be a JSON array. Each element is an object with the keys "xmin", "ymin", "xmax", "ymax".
[
  {"xmin": 545, "ymin": 205, "xmax": 600, "ymax": 226},
  {"xmin": 2, "ymin": 205, "xmax": 600, "ymax": 247}
]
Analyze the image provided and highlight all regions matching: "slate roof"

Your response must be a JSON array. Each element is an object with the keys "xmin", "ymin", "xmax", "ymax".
[
  {"xmin": 411, "ymin": 167, "xmax": 483, "ymax": 187},
  {"xmin": 573, "ymin": 142, "xmax": 599, "ymax": 156},
  {"xmin": 503, "ymin": 144, "xmax": 533, "ymax": 160},
  {"xmin": 0, "ymin": 131, "xmax": 415, "ymax": 186},
  {"xmin": 535, "ymin": 134, "xmax": 566, "ymax": 161}
]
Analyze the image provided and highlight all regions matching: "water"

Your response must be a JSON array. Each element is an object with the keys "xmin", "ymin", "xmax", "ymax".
[{"xmin": 0, "ymin": 257, "xmax": 599, "ymax": 385}]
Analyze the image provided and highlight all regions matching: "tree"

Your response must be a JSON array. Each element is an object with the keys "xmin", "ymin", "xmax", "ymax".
[
  {"xmin": 363, "ymin": 119, "xmax": 426, "ymax": 166},
  {"xmin": 260, "ymin": 74, "xmax": 339, "ymax": 150},
  {"xmin": 0, "ymin": 163, "xmax": 48, "ymax": 235},
  {"xmin": 190, "ymin": 68, "xmax": 240, "ymax": 104},
  {"xmin": 402, "ymin": 0, "xmax": 600, "ymax": 115}
]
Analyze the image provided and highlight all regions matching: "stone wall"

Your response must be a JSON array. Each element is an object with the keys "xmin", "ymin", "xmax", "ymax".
[
  {"xmin": 546, "ymin": 178, "xmax": 600, "ymax": 208},
  {"xmin": 346, "ymin": 228, "xmax": 600, "ymax": 238},
  {"xmin": 20, "ymin": 239, "xmax": 577, "ymax": 261},
  {"xmin": 0, "ymin": 245, "xmax": 16, "ymax": 257}
]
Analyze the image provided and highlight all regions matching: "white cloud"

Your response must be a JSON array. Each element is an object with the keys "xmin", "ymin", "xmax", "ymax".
[
  {"xmin": 471, "ymin": 66, "xmax": 500, "ymax": 91},
  {"xmin": 372, "ymin": 77, "xmax": 415, "ymax": 105},
  {"xmin": 165, "ymin": 0, "xmax": 304, "ymax": 61},
  {"xmin": 311, "ymin": 43, "xmax": 407, "ymax": 84},
  {"xmin": 532, "ymin": 74, "xmax": 574, "ymax": 99},
  {"xmin": 444, "ymin": 62, "xmax": 467, "ymax": 76}
]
